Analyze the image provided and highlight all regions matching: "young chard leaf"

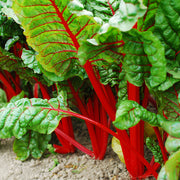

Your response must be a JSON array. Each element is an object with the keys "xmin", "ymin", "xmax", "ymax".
[
  {"xmin": 12, "ymin": 0, "xmax": 100, "ymax": 77},
  {"xmin": 13, "ymin": 130, "xmax": 51, "ymax": 161}
]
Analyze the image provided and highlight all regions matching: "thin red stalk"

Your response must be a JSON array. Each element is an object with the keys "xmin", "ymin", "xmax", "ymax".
[
  {"xmin": 84, "ymin": 61, "xmax": 131, "ymax": 171},
  {"xmin": 98, "ymin": 104, "xmax": 109, "ymax": 160},
  {"xmin": 67, "ymin": 79, "xmax": 100, "ymax": 158},
  {"xmin": 84, "ymin": 61, "xmax": 116, "ymax": 120},
  {"xmin": 4, "ymin": 71, "xmax": 21, "ymax": 94},
  {"xmin": 128, "ymin": 82, "xmax": 144, "ymax": 177},
  {"xmin": 55, "ymin": 128, "xmax": 94, "ymax": 157},
  {"xmin": 153, "ymin": 127, "xmax": 168, "ymax": 163},
  {"xmin": 49, "ymin": 107, "xmax": 158, "ymax": 178},
  {"xmin": 34, "ymin": 83, "xmax": 39, "ymax": 98},
  {"xmin": 33, "ymin": 78, "xmax": 50, "ymax": 99},
  {"xmin": 0, "ymin": 72, "xmax": 17, "ymax": 97},
  {"xmin": 93, "ymin": 94, "xmax": 102, "ymax": 148}
]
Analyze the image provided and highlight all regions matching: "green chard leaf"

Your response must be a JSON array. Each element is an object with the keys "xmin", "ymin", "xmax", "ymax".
[
  {"xmin": 156, "ymin": 82, "xmax": 180, "ymax": 122},
  {"xmin": 158, "ymin": 150, "xmax": 180, "ymax": 180},
  {"xmin": 21, "ymin": 49, "xmax": 41, "ymax": 74},
  {"xmin": 13, "ymin": 130, "xmax": 51, "ymax": 161},
  {"xmin": 154, "ymin": 0, "xmax": 180, "ymax": 80},
  {"xmin": 114, "ymin": 98, "xmax": 180, "ymax": 138},
  {"xmin": 137, "ymin": 0, "xmax": 160, "ymax": 31},
  {"xmin": 146, "ymin": 137, "xmax": 163, "ymax": 164},
  {"xmin": 12, "ymin": 0, "xmax": 101, "ymax": 78},
  {"xmin": 114, "ymin": 100, "xmax": 163, "ymax": 129},
  {"xmin": 165, "ymin": 136, "xmax": 180, "ymax": 154},
  {"xmin": 78, "ymin": 26, "xmax": 123, "ymax": 66},
  {"xmin": 0, "ymin": 96, "xmax": 69, "ymax": 139},
  {"xmin": 122, "ymin": 29, "xmax": 166, "ymax": 88},
  {"xmin": 69, "ymin": 0, "xmax": 120, "ymax": 23},
  {"xmin": 69, "ymin": 0, "xmax": 147, "ymax": 31}
]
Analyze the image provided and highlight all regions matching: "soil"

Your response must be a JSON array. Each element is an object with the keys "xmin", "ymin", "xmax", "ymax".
[{"xmin": 0, "ymin": 122, "xmax": 156, "ymax": 180}]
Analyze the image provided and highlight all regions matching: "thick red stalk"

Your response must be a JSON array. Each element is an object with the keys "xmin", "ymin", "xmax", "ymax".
[
  {"xmin": 84, "ymin": 61, "xmax": 134, "ymax": 174},
  {"xmin": 128, "ymin": 82, "xmax": 144, "ymax": 178},
  {"xmin": 67, "ymin": 79, "xmax": 100, "ymax": 158},
  {"xmin": 49, "ymin": 107, "xmax": 158, "ymax": 178},
  {"xmin": 4, "ymin": 71, "xmax": 21, "ymax": 94},
  {"xmin": 0, "ymin": 72, "xmax": 17, "ymax": 98}
]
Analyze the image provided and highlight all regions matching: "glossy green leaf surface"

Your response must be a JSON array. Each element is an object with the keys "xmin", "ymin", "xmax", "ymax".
[
  {"xmin": 69, "ymin": 0, "xmax": 120, "ymax": 23},
  {"xmin": 138, "ymin": 0, "xmax": 160, "ymax": 31},
  {"xmin": 78, "ymin": 26, "xmax": 123, "ymax": 65},
  {"xmin": 154, "ymin": 0, "xmax": 180, "ymax": 61},
  {"xmin": 69, "ymin": 0, "xmax": 147, "ymax": 31},
  {"xmin": 13, "ymin": 130, "xmax": 51, "ymax": 161},
  {"xmin": 12, "ymin": 0, "xmax": 100, "ymax": 77},
  {"xmin": 109, "ymin": 0, "xmax": 147, "ymax": 31},
  {"xmin": 21, "ymin": 49, "xmax": 41, "ymax": 74},
  {"xmin": 165, "ymin": 136, "xmax": 180, "ymax": 153},
  {"xmin": 0, "ymin": 97, "xmax": 69, "ymax": 139},
  {"xmin": 114, "ymin": 100, "xmax": 163, "ymax": 130},
  {"xmin": 122, "ymin": 29, "xmax": 166, "ymax": 87},
  {"xmin": 164, "ymin": 150, "xmax": 180, "ymax": 180}
]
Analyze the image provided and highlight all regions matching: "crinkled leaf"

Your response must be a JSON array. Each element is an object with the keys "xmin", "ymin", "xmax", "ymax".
[
  {"xmin": 157, "ymin": 76, "xmax": 180, "ymax": 91},
  {"xmin": 99, "ymin": 63, "xmax": 120, "ymax": 86},
  {"xmin": 154, "ymin": 0, "xmax": 180, "ymax": 61},
  {"xmin": 137, "ymin": 0, "xmax": 160, "ymax": 31},
  {"xmin": 69, "ymin": 0, "xmax": 120, "ymax": 23},
  {"xmin": 109, "ymin": 0, "xmax": 147, "ymax": 31},
  {"xmin": 157, "ymin": 82, "xmax": 180, "ymax": 122},
  {"xmin": 69, "ymin": 0, "xmax": 147, "ymax": 32},
  {"xmin": 12, "ymin": 0, "xmax": 100, "ymax": 77},
  {"xmin": 122, "ymin": 29, "xmax": 166, "ymax": 87},
  {"xmin": 13, "ymin": 130, "xmax": 51, "ymax": 161},
  {"xmin": 146, "ymin": 137, "xmax": 163, "ymax": 163},
  {"xmin": 0, "ymin": 96, "xmax": 69, "ymax": 139},
  {"xmin": 21, "ymin": 49, "xmax": 41, "ymax": 74},
  {"xmin": 117, "ymin": 67, "xmax": 128, "ymax": 103},
  {"xmin": 114, "ymin": 99, "xmax": 180, "ymax": 137},
  {"xmin": 114, "ymin": 100, "xmax": 163, "ymax": 129},
  {"xmin": 78, "ymin": 26, "xmax": 123, "ymax": 65}
]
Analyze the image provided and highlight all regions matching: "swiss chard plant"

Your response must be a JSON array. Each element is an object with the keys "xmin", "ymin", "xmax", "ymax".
[{"xmin": 0, "ymin": 0, "xmax": 179, "ymax": 179}]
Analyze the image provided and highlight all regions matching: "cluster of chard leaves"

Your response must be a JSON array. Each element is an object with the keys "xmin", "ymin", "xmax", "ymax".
[{"xmin": 0, "ymin": 0, "xmax": 179, "ymax": 178}]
